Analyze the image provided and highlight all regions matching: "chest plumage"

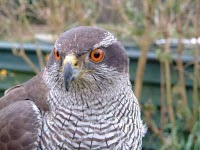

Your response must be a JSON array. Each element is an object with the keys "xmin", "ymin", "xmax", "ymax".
[{"xmin": 40, "ymin": 81, "xmax": 144, "ymax": 150}]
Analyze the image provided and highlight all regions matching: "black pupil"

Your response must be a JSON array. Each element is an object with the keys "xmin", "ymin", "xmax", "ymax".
[
  {"xmin": 56, "ymin": 51, "xmax": 59, "ymax": 57},
  {"xmin": 93, "ymin": 52, "xmax": 100, "ymax": 58}
]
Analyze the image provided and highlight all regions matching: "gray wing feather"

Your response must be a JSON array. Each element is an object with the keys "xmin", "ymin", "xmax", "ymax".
[
  {"xmin": 0, "ymin": 70, "xmax": 49, "ymax": 111},
  {"xmin": 0, "ymin": 101, "xmax": 42, "ymax": 150},
  {"xmin": 0, "ymin": 70, "xmax": 49, "ymax": 150}
]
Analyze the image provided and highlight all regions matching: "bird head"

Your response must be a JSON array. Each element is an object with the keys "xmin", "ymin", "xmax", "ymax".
[{"xmin": 45, "ymin": 26, "xmax": 129, "ymax": 93}]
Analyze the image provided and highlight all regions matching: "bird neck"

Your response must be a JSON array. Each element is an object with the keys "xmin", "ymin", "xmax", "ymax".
[{"xmin": 46, "ymin": 74, "xmax": 135, "ymax": 114}]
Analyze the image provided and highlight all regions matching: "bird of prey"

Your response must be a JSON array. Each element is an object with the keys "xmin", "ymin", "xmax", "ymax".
[{"xmin": 0, "ymin": 26, "xmax": 146, "ymax": 150}]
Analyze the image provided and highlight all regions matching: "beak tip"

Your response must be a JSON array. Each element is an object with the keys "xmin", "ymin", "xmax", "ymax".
[{"xmin": 66, "ymin": 88, "xmax": 69, "ymax": 92}]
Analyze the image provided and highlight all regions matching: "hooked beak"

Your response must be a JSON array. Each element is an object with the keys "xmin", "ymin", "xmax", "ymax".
[{"xmin": 63, "ymin": 54, "xmax": 79, "ymax": 91}]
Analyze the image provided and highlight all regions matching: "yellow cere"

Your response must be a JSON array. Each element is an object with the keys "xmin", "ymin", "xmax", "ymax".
[{"xmin": 63, "ymin": 54, "xmax": 79, "ymax": 69}]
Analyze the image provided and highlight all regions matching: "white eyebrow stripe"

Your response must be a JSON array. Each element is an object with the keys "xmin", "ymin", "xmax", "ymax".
[
  {"xmin": 54, "ymin": 39, "xmax": 61, "ymax": 49},
  {"xmin": 93, "ymin": 32, "xmax": 117, "ymax": 49}
]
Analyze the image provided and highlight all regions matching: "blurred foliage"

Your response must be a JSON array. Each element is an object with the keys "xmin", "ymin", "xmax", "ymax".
[
  {"xmin": 156, "ymin": 49, "xmax": 173, "ymax": 63},
  {"xmin": 0, "ymin": 0, "xmax": 200, "ymax": 149}
]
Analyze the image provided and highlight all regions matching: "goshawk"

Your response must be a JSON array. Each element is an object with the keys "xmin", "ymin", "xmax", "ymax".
[{"xmin": 0, "ymin": 26, "xmax": 146, "ymax": 150}]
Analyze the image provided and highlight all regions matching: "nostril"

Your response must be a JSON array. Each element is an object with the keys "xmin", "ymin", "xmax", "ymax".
[{"xmin": 74, "ymin": 62, "xmax": 78, "ymax": 66}]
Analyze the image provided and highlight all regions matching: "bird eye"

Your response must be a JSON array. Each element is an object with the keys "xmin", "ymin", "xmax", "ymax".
[
  {"xmin": 90, "ymin": 49, "xmax": 104, "ymax": 62},
  {"xmin": 54, "ymin": 49, "xmax": 61, "ymax": 61}
]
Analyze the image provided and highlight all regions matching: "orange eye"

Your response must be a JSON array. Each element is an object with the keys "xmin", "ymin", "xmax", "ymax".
[
  {"xmin": 90, "ymin": 49, "xmax": 104, "ymax": 62},
  {"xmin": 54, "ymin": 49, "xmax": 60, "ymax": 61}
]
